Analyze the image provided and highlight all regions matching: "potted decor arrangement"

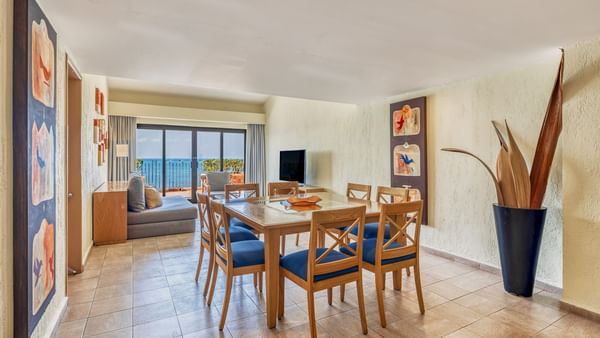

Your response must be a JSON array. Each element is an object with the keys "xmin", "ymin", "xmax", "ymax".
[{"xmin": 442, "ymin": 51, "xmax": 564, "ymax": 297}]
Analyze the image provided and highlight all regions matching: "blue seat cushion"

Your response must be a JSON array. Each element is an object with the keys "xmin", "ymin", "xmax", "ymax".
[
  {"xmin": 220, "ymin": 225, "xmax": 258, "ymax": 242},
  {"xmin": 231, "ymin": 217, "xmax": 255, "ymax": 231},
  {"xmin": 280, "ymin": 248, "xmax": 358, "ymax": 282},
  {"xmin": 228, "ymin": 240, "xmax": 265, "ymax": 267},
  {"xmin": 340, "ymin": 238, "xmax": 416, "ymax": 265},
  {"xmin": 350, "ymin": 222, "xmax": 391, "ymax": 239}
]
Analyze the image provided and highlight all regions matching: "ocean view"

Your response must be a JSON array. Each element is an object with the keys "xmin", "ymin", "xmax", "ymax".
[{"xmin": 137, "ymin": 158, "xmax": 244, "ymax": 189}]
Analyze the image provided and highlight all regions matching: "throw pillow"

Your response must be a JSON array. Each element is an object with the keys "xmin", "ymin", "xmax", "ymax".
[
  {"xmin": 128, "ymin": 175, "xmax": 146, "ymax": 212},
  {"xmin": 145, "ymin": 185, "xmax": 163, "ymax": 209}
]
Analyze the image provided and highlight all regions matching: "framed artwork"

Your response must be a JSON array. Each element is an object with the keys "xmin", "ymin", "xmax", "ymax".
[
  {"xmin": 13, "ymin": 0, "xmax": 58, "ymax": 336},
  {"xmin": 390, "ymin": 97, "xmax": 428, "ymax": 224}
]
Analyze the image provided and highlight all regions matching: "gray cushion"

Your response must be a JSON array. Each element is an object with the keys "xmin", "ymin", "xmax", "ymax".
[
  {"xmin": 206, "ymin": 172, "xmax": 230, "ymax": 192},
  {"xmin": 128, "ymin": 176, "xmax": 146, "ymax": 212},
  {"xmin": 128, "ymin": 219, "xmax": 196, "ymax": 239},
  {"xmin": 128, "ymin": 195, "xmax": 197, "ymax": 225}
]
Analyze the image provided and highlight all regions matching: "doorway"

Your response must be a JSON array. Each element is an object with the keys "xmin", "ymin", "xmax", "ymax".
[{"xmin": 66, "ymin": 55, "xmax": 84, "ymax": 274}]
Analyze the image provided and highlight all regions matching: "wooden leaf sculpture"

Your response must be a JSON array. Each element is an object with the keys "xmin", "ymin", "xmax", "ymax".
[
  {"xmin": 441, "ymin": 148, "xmax": 505, "ymax": 206},
  {"xmin": 529, "ymin": 51, "xmax": 564, "ymax": 209},
  {"xmin": 493, "ymin": 121, "xmax": 517, "ymax": 208},
  {"xmin": 504, "ymin": 121, "xmax": 531, "ymax": 208}
]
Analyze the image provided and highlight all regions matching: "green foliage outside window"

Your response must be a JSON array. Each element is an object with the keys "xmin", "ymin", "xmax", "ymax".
[{"xmin": 202, "ymin": 159, "xmax": 244, "ymax": 173}]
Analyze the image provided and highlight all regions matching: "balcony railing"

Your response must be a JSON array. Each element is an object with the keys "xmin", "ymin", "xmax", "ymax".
[{"xmin": 136, "ymin": 158, "xmax": 244, "ymax": 191}]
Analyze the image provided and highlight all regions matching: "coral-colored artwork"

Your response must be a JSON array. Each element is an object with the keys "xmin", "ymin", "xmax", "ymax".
[
  {"xmin": 393, "ymin": 144, "xmax": 420, "ymax": 176},
  {"xmin": 31, "ymin": 121, "xmax": 55, "ymax": 205},
  {"xmin": 31, "ymin": 19, "xmax": 55, "ymax": 108},
  {"xmin": 31, "ymin": 219, "xmax": 55, "ymax": 314},
  {"xmin": 393, "ymin": 104, "xmax": 420, "ymax": 136}
]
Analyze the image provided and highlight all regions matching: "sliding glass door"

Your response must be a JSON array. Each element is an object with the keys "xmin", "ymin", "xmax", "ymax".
[{"xmin": 136, "ymin": 124, "xmax": 245, "ymax": 202}]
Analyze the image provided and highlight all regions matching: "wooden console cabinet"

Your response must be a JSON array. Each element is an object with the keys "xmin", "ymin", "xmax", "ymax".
[{"xmin": 93, "ymin": 181, "xmax": 128, "ymax": 245}]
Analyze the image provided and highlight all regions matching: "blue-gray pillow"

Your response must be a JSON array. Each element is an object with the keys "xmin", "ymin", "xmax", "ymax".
[{"xmin": 128, "ymin": 176, "xmax": 146, "ymax": 212}]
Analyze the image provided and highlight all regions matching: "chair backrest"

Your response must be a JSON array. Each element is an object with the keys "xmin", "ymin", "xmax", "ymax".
[
  {"xmin": 346, "ymin": 183, "xmax": 372, "ymax": 201},
  {"xmin": 206, "ymin": 172, "xmax": 231, "ymax": 192},
  {"xmin": 374, "ymin": 200, "xmax": 423, "ymax": 264},
  {"xmin": 267, "ymin": 181, "xmax": 299, "ymax": 197},
  {"xmin": 307, "ymin": 206, "xmax": 366, "ymax": 283},
  {"xmin": 376, "ymin": 186, "xmax": 409, "ymax": 204},
  {"xmin": 209, "ymin": 200, "xmax": 233, "ymax": 269},
  {"xmin": 196, "ymin": 191, "xmax": 212, "ymax": 243},
  {"xmin": 224, "ymin": 183, "xmax": 260, "ymax": 201}
]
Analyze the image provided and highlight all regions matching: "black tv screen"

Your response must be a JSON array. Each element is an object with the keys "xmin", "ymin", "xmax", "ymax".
[{"xmin": 279, "ymin": 150, "xmax": 305, "ymax": 184}]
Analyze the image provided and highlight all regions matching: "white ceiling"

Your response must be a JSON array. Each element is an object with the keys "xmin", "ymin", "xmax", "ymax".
[{"xmin": 42, "ymin": 0, "xmax": 600, "ymax": 103}]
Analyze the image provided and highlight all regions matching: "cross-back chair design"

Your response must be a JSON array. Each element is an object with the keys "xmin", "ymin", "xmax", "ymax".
[
  {"xmin": 347, "ymin": 183, "xmax": 372, "ymax": 201},
  {"xmin": 342, "ymin": 200, "xmax": 425, "ymax": 327},
  {"xmin": 279, "ymin": 206, "xmax": 368, "ymax": 338},
  {"xmin": 267, "ymin": 181, "xmax": 300, "ymax": 252},
  {"xmin": 224, "ymin": 183, "xmax": 260, "ymax": 201},
  {"xmin": 194, "ymin": 192, "xmax": 215, "ymax": 297},
  {"xmin": 207, "ymin": 200, "xmax": 266, "ymax": 331},
  {"xmin": 376, "ymin": 186, "xmax": 409, "ymax": 204}
]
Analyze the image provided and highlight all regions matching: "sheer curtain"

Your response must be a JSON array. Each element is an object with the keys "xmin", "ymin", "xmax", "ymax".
[
  {"xmin": 245, "ymin": 124, "xmax": 266, "ymax": 195},
  {"xmin": 108, "ymin": 116, "xmax": 137, "ymax": 181}
]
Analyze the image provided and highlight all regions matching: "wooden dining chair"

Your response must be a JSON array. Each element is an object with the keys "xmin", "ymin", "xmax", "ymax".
[
  {"xmin": 267, "ymin": 181, "xmax": 299, "ymax": 253},
  {"xmin": 194, "ymin": 192, "xmax": 215, "ymax": 297},
  {"xmin": 347, "ymin": 182, "xmax": 372, "ymax": 201},
  {"xmin": 279, "ymin": 206, "xmax": 368, "ymax": 338},
  {"xmin": 224, "ymin": 183, "xmax": 260, "ymax": 201},
  {"xmin": 207, "ymin": 200, "xmax": 266, "ymax": 331},
  {"xmin": 341, "ymin": 200, "xmax": 425, "ymax": 327},
  {"xmin": 194, "ymin": 192, "xmax": 261, "ymax": 296}
]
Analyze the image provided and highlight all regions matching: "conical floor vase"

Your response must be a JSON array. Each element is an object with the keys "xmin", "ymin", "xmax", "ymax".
[{"xmin": 493, "ymin": 204, "xmax": 547, "ymax": 297}]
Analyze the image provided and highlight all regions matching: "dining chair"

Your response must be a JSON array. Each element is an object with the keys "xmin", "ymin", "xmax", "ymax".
[
  {"xmin": 267, "ymin": 181, "xmax": 299, "ymax": 253},
  {"xmin": 207, "ymin": 200, "xmax": 266, "ymax": 331},
  {"xmin": 341, "ymin": 200, "xmax": 425, "ymax": 328},
  {"xmin": 347, "ymin": 182, "xmax": 372, "ymax": 201},
  {"xmin": 224, "ymin": 183, "xmax": 264, "ymax": 288},
  {"xmin": 349, "ymin": 186, "xmax": 409, "ymax": 240},
  {"xmin": 279, "ymin": 206, "xmax": 368, "ymax": 338},
  {"xmin": 195, "ymin": 191, "xmax": 261, "ymax": 295}
]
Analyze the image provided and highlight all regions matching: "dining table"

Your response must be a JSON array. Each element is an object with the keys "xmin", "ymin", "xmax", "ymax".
[{"xmin": 222, "ymin": 191, "xmax": 388, "ymax": 329}]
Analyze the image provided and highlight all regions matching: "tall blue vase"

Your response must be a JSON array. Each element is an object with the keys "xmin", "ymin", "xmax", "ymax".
[{"xmin": 493, "ymin": 204, "xmax": 547, "ymax": 297}]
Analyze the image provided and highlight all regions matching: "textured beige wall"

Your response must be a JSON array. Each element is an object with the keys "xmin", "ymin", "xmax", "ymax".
[
  {"xmin": 266, "ymin": 52, "xmax": 564, "ymax": 287},
  {"xmin": 562, "ymin": 39, "xmax": 600, "ymax": 314},
  {"xmin": 0, "ymin": 0, "xmax": 13, "ymax": 336},
  {"xmin": 81, "ymin": 74, "xmax": 109, "ymax": 260}
]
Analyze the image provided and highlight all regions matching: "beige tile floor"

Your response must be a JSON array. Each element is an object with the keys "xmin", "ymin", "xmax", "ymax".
[{"xmin": 57, "ymin": 226, "xmax": 600, "ymax": 338}]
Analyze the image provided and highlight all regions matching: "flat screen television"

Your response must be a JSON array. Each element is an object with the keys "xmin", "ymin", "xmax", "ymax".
[{"xmin": 279, "ymin": 150, "xmax": 306, "ymax": 184}]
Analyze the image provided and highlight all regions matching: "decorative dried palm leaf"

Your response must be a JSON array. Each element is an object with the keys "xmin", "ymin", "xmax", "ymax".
[
  {"xmin": 493, "ymin": 121, "xmax": 517, "ymax": 208},
  {"xmin": 441, "ymin": 148, "xmax": 504, "ymax": 206},
  {"xmin": 504, "ymin": 121, "xmax": 531, "ymax": 208},
  {"xmin": 529, "ymin": 51, "xmax": 564, "ymax": 209}
]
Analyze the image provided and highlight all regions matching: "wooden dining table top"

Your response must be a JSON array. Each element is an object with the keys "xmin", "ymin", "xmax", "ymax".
[{"xmin": 222, "ymin": 192, "xmax": 382, "ymax": 230}]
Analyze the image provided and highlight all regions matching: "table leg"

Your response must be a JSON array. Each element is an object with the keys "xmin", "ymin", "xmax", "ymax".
[{"xmin": 264, "ymin": 229, "xmax": 281, "ymax": 329}]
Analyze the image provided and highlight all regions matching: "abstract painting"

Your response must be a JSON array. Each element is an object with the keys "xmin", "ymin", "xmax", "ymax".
[
  {"xmin": 390, "ymin": 96, "xmax": 429, "ymax": 224},
  {"xmin": 13, "ymin": 0, "xmax": 57, "ymax": 335}
]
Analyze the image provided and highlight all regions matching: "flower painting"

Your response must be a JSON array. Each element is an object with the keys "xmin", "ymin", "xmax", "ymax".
[
  {"xmin": 394, "ymin": 144, "xmax": 421, "ymax": 176},
  {"xmin": 31, "ymin": 19, "xmax": 55, "ymax": 108},
  {"xmin": 393, "ymin": 104, "xmax": 420, "ymax": 136}
]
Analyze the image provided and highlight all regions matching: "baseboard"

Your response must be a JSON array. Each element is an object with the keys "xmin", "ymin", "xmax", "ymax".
[
  {"xmin": 560, "ymin": 300, "xmax": 600, "ymax": 322},
  {"xmin": 421, "ymin": 245, "xmax": 563, "ymax": 294},
  {"xmin": 46, "ymin": 297, "xmax": 68, "ymax": 338}
]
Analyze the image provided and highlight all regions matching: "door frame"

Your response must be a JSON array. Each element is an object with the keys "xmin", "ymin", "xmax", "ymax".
[
  {"xmin": 137, "ymin": 124, "xmax": 246, "ymax": 202},
  {"xmin": 65, "ymin": 54, "xmax": 83, "ymax": 277}
]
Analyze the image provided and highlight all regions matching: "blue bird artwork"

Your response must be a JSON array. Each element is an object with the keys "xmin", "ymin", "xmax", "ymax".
[
  {"xmin": 400, "ymin": 153, "xmax": 414, "ymax": 165},
  {"xmin": 36, "ymin": 148, "xmax": 46, "ymax": 169},
  {"xmin": 33, "ymin": 258, "xmax": 43, "ymax": 286}
]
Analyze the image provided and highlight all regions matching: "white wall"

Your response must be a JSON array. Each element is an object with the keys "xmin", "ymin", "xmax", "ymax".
[
  {"xmin": 81, "ymin": 74, "xmax": 109, "ymax": 260},
  {"xmin": 0, "ymin": 0, "xmax": 13, "ymax": 336},
  {"xmin": 266, "ymin": 52, "xmax": 564, "ymax": 288},
  {"xmin": 562, "ymin": 39, "xmax": 600, "ymax": 314}
]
